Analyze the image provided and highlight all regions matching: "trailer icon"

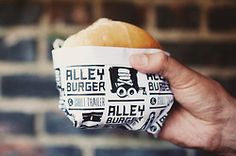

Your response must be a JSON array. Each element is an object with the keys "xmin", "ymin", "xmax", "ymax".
[{"xmin": 109, "ymin": 67, "xmax": 146, "ymax": 98}]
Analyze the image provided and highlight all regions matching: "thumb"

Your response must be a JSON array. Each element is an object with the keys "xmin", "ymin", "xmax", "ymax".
[{"xmin": 129, "ymin": 51, "xmax": 201, "ymax": 90}]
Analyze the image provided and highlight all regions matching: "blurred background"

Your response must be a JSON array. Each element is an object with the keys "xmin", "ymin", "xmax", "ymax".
[{"xmin": 0, "ymin": 0, "xmax": 236, "ymax": 156}]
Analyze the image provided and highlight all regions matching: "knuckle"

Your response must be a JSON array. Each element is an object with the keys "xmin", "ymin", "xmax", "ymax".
[
  {"xmin": 144, "ymin": 52, "xmax": 169, "ymax": 74},
  {"xmin": 158, "ymin": 52, "xmax": 169, "ymax": 76}
]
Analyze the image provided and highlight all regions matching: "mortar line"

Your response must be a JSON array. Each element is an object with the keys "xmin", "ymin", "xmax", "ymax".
[
  {"xmin": 36, "ymin": 8, "xmax": 50, "ymax": 65},
  {"xmin": 186, "ymin": 149, "xmax": 196, "ymax": 156},
  {"xmin": 145, "ymin": 0, "xmax": 156, "ymax": 31},
  {"xmin": 1, "ymin": 25, "xmax": 236, "ymax": 42},
  {"xmin": 35, "ymin": 112, "xmax": 47, "ymax": 139},
  {"xmin": 93, "ymin": 0, "xmax": 103, "ymax": 19},
  {"xmin": 199, "ymin": 2, "xmax": 209, "ymax": 34},
  {"xmin": 81, "ymin": 145, "xmax": 94, "ymax": 156},
  {"xmin": 0, "ymin": 76, "xmax": 2, "ymax": 99}
]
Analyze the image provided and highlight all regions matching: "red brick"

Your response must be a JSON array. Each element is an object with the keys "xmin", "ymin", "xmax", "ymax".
[
  {"xmin": 212, "ymin": 76, "xmax": 236, "ymax": 97},
  {"xmin": 208, "ymin": 6, "xmax": 236, "ymax": 31},
  {"xmin": 2, "ymin": 75, "xmax": 58, "ymax": 97},
  {"xmin": 0, "ymin": 144, "xmax": 42, "ymax": 156},
  {"xmin": 45, "ymin": 146, "xmax": 81, "ymax": 156},
  {"xmin": 195, "ymin": 150, "xmax": 218, "ymax": 156},
  {"xmin": 48, "ymin": 1, "xmax": 93, "ymax": 25},
  {"xmin": 0, "ymin": 112, "xmax": 35, "ymax": 135},
  {"xmin": 103, "ymin": 1, "xmax": 146, "ymax": 27},
  {"xmin": 0, "ymin": 38, "xmax": 36, "ymax": 62},
  {"xmin": 156, "ymin": 4, "xmax": 200, "ymax": 30},
  {"xmin": 0, "ymin": 1, "xmax": 42, "ymax": 26},
  {"xmin": 95, "ymin": 148, "xmax": 187, "ymax": 156},
  {"xmin": 0, "ymin": 144, "xmax": 82, "ymax": 156},
  {"xmin": 161, "ymin": 41, "xmax": 236, "ymax": 67}
]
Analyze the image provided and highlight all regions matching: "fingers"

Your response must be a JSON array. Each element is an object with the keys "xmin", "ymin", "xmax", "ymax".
[
  {"xmin": 128, "ymin": 52, "xmax": 167, "ymax": 74},
  {"xmin": 129, "ymin": 51, "xmax": 201, "ymax": 90},
  {"xmin": 129, "ymin": 51, "xmax": 216, "ymax": 116}
]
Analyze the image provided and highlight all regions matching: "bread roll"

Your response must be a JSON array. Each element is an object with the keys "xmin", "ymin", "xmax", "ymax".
[{"xmin": 62, "ymin": 18, "xmax": 161, "ymax": 48}]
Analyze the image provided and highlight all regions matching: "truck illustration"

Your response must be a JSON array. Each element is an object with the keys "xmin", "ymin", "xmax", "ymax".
[{"xmin": 109, "ymin": 67, "xmax": 146, "ymax": 98}]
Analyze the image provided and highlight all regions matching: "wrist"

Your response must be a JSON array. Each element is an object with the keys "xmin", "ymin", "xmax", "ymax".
[{"xmin": 218, "ymin": 96, "xmax": 236, "ymax": 155}]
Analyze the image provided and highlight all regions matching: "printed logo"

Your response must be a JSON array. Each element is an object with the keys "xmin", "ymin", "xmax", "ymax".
[
  {"xmin": 109, "ymin": 67, "xmax": 146, "ymax": 98},
  {"xmin": 55, "ymin": 68, "xmax": 62, "ymax": 89},
  {"xmin": 81, "ymin": 112, "xmax": 103, "ymax": 128},
  {"xmin": 140, "ymin": 112, "xmax": 156, "ymax": 130},
  {"xmin": 82, "ymin": 112, "xmax": 103, "ymax": 122}
]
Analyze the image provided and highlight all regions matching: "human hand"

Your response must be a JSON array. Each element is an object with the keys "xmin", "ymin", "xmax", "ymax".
[{"xmin": 129, "ymin": 52, "xmax": 236, "ymax": 155}]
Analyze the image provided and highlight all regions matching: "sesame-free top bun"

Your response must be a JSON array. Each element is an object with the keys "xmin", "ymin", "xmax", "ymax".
[{"xmin": 62, "ymin": 18, "xmax": 161, "ymax": 48}]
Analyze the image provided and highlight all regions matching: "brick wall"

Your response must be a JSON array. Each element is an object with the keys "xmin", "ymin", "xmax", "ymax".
[{"xmin": 0, "ymin": 0, "xmax": 236, "ymax": 156}]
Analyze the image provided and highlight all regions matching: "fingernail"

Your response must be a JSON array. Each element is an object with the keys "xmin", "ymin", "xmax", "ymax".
[
  {"xmin": 130, "ymin": 54, "xmax": 148, "ymax": 67},
  {"xmin": 156, "ymin": 49, "xmax": 170, "ymax": 56},
  {"xmin": 162, "ymin": 51, "xmax": 170, "ymax": 56}
]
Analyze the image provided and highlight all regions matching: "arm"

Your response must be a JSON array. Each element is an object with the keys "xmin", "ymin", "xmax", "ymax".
[{"xmin": 129, "ymin": 52, "xmax": 236, "ymax": 155}]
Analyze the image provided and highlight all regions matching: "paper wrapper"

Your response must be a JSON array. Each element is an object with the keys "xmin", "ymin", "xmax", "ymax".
[{"xmin": 51, "ymin": 41, "xmax": 174, "ymax": 136}]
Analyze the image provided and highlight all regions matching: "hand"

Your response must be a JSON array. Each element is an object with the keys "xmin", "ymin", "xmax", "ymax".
[{"xmin": 129, "ymin": 52, "xmax": 236, "ymax": 155}]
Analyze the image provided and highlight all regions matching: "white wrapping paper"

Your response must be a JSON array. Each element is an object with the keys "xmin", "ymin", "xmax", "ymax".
[{"xmin": 52, "ymin": 43, "xmax": 174, "ymax": 136}]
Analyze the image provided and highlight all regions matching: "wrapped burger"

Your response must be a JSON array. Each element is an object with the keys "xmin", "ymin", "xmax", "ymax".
[{"xmin": 51, "ymin": 18, "xmax": 174, "ymax": 136}]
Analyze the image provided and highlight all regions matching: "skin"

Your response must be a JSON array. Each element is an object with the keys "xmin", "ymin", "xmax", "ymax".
[{"xmin": 129, "ymin": 52, "xmax": 236, "ymax": 156}]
